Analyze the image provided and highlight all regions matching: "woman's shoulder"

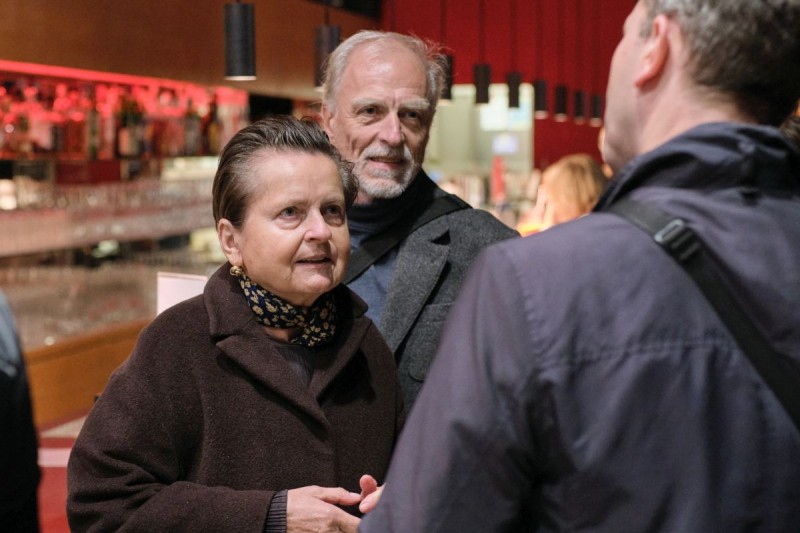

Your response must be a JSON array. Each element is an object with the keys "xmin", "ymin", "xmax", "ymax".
[
  {"xmin": 145, "ymin": 294, "xmax": 208, "ymax": 337},
  {"xmin": 131, "ymin": 294, "xmax": 212, "ymax": 366}
]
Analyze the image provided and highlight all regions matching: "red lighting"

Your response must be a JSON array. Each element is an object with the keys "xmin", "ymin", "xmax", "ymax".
[{"xmin": 0, "ymin": 59, "xmax": 247, "ymax": 106}]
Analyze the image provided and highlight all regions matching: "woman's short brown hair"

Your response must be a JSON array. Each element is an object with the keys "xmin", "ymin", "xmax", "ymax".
[{"xmin": 212, "ymin": 115, "xmax": 357, "ymax": 227}]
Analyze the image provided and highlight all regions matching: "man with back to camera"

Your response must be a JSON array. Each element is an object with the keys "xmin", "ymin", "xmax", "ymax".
[
  {"xmin": 320, "ymin": 31, "xmax": 518, "ymax": 411},
  {"xmin": 359, "ymin": 0, "xmax": 800, "ymax": 530},
  {"xmin": 0, "ymin": 291, "xmax": 40, "ymax": 533}
]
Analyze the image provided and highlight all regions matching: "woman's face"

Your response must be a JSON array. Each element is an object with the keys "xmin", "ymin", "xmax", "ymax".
[{"xmin": 218, "ymin": 150, "xmax": 350, "ymax": 307}]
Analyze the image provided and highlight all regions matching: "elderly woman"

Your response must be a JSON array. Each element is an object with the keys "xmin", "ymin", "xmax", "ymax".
[{"xmin": 67, "ymin": 116, "xmax": 403, "ymax": 533}]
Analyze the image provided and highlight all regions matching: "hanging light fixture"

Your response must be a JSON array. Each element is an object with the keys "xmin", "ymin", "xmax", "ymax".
[
  {"xmin": 590, "ymin": 93, "xmax": 603, "ymax": 126},
  {"xmin": 314, "ymin": 1, "xmax": 340, "ymax": 89},
  {"xmin": 507, "ymin": 72, "xmax": 522, "ymax": 109},
  {"xmin": 474, "ymin": 64, "xmax": 491, "ymax": 105},
  {"xmin": 225, "ymin": 1, "xmax": 256, "ymax": 80},
  {"xmin": 442, "ymin": 54, "xmax": 454, "ymax": 101},
  {"xmin": 589, "ymin": 0, "xmax": 603, "ymax": 126},
  {"xmin": 573, "ymin": 0, "xmax": 586, "ymax": 123},
  {"xmin": 574, "ymin": 90, "xmax": 586, "ymax": 123},
  {"xmin": 506, "ymin": 0, "xmax": 522, "ymax": 109},
  {"xmin": 474, "ymin": 0, "xmax": 491, "ymax": 105},
  {"xmin": 533, "ymin": 0, "xmax": 548, "ymax": 118},
  {"xmin": 534, "ymin": 79, "xmax": 548, "ymax": 118},
  {"xmin": 553, "ymin": 1, "xmax": 568, "ymax": 121},
  {"xmin": 439, "ymin": 0, "xmax": 454, "ymax": 102},
  {"xmin": 554, "ymin": 85, "xmax": 569, "ymax": 121}
]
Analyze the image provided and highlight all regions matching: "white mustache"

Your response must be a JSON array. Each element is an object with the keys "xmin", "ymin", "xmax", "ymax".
[{"xmin": 361, "ymin": 145, "xmax": 412, "ymax": 163}]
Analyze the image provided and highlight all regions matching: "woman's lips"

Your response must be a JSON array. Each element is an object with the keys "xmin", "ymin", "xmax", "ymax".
[{"xmin": 297, "ymin": 257, "xmax": 332, "ymax": 265}]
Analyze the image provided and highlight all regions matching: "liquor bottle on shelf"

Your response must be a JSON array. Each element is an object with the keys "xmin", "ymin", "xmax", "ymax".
[
  {"xmin": 64, "ymin": 88, "xmax": 86, "ymax": 158},
  {"xmin": 83, "ymin": 86, "xmax": 100, "ymax": 160},
  {"xmin": 116, "ymin": 91, "xmax": 143, "ymax": 158},
  {"xmin": 51, "ymin": 83, "xmax": 71, "ymax": 156},
  {"xmin": 24, "ymin": 84, "xmax": 54, "ymax": 154},
  {"xmin": 202, "ymin": 94, "xmax": 221, "ymax": 156},
  {"xmin": 95, "ymin": 84, "xmax": 117, "ymax": 160},
  {"xmin": 12, "ymin": 83, "xmax": 33, "ymax": 155},
  {"xmin": 184, "ymin": 98, "xmax": 201, "ymax": 156}
]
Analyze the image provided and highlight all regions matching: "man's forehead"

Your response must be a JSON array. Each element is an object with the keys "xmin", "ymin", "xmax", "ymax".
[{"xmin": 349, "ymin": 95, "xmax": 430, "ymax": 111}]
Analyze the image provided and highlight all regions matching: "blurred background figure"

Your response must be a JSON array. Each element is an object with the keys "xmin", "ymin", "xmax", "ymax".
[
  {"xmin": 781, "ymin": 114, "xmax": 800, "ymax": 148},
  {"xmin": 516, "ymin": 154, "xmax": 608, "ymax": 235},
  {"xmin": 0, "ymin": 291, "xmax": 40, "ymax": 533}
]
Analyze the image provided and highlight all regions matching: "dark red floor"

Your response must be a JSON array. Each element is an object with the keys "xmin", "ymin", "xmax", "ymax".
[{"xmin": 38, "ymin": 426, "xmax": 81, "ymax": 532}]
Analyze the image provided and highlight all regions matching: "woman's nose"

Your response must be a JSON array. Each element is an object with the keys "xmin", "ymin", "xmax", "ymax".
[{"xmin": 304, "ymin": 211, "xmax": 333, "ymax": 241}]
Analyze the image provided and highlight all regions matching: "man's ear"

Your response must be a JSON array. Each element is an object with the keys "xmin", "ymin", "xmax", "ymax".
[
  {"xmin": 635, "ymin": 14, "xmax": 670, "ymax": 88},
  {"xmin": 320, "ymin": 103, "xmax": 334, "ymax": 135},
  {"xmin": 217, "ymin": 219, "xmax": 242, "ymax": 266}
]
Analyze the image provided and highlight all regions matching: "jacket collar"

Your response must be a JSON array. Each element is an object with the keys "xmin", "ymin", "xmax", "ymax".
[
  {"xmin": 205, "ymin": 265, "xmax": 370, "ymax": 427},
  {"xmin": 380, "ymin": 218, "xmax": 451, "ymax": 351},
  {"xmin": 597, "ymin": 122, "xmax": 800, "ymax": 210}
]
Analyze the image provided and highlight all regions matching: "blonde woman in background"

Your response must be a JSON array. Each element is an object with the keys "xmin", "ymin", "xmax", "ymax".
[{"xmin": 517, "ymin": 154, "xmax": 608, "ymax": 235}]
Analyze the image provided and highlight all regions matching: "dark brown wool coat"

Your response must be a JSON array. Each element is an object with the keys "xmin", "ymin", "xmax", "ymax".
[{"xmin": 67, "ymin": 265, "xmax": 403, "ymax": 532}]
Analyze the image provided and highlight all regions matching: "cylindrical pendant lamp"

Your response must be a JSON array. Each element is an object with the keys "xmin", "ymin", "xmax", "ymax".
[
  {"xmin": 315, "ymin": 25, "xmax": 340, "ymax": 88},
  {"xmin": 225, "ymin": 2, "xmax": 256, "ymax": 80},
  {"xmin": 442, "ymin": 54, "xmax": 454, "ymax": 101},
  {"xmin": 506, "ymin": 0, "xmax": 521, "ymax": 109},
  {"xmin": 439, "ymin": 0, "xmax": 453, "ymax": 102},
  {"xmin": 590, "ymin": 93, "xmax": 603, "ymax": 126},
  {"xmin": 574, "ymin": 90, "xmax": 586, "ymax": 123},
  {"xmin": 474, "ymin": 0, "xmax": 491, "ymax": 105},
  {"xmin": 474, "ymin": 63, "xmax": 491, "ymax": 105},
  {"xmin": 554, "ymin": 84, "xmax": 569, "ymax": 122},
  {"xmin": 506, "ymin": 72, "xmax": 522, "ymax": 109},
  {"xmin": 534, "ymin": 79, "xmax": 548, "ymax": 119}
]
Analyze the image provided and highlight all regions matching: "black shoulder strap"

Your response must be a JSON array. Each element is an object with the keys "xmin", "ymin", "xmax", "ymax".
[
  {"xmin": 344, "ymin": 193, "xmax": 469, "ymax": 284},
  {"xmin": 608, "ymin": 196, "xmax": 800, "ymax": 433}
]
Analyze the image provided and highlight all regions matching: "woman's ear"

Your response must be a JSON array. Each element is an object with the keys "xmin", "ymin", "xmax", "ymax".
[
  {"xmin": 635, "ymin": 14, "xmax": 670, "ymax": 88},
  {"xmin": 217, "ymin": 219, "xmax": 242, "ymax": 266}
]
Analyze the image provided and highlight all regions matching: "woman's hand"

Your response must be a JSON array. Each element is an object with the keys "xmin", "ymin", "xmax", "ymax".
[
  {"xmin": 287, "ymin": 485, "xmax": 362, "ymax": 532},
  {"xmin": 358, "ymin": 474, "xmax": 384, "ymax": 514}
]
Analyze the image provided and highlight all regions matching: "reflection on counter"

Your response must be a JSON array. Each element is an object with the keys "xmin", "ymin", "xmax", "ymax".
[{"xmin": 2, "ymin": 236, "xmax": 223, "ymax": 351}]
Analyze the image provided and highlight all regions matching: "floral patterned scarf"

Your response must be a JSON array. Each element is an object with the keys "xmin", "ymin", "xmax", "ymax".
[{"xmin": 234, "ymin": 270, "xmax": 336, "ymax": 348}]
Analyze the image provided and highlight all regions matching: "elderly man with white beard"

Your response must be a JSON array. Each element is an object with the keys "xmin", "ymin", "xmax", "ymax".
[{"xmin": 320, "ymin": 31, "xmax": 518, "ymax": 413}]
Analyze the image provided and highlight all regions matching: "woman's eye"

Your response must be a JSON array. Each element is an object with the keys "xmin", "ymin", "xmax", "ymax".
[
  {"xmin": 279, "ymin": 207, "xmax": 299, "ymax": 218},
  {"xmin": 323, "ymin": 205, "xmax": 345, "ymax": 221}
]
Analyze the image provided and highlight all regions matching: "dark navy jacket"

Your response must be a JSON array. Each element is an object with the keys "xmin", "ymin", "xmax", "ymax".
[
  {"xmin": 361, "ymin": 123, "xmax": 800, "ymax": 532},
  {"xmin": 0, "ymin": 292, "xmax": 40, "ymax": 533}
]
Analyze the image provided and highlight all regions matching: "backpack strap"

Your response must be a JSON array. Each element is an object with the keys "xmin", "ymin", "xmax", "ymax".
[{"xmin": 608, "ymin": 196, "xmax": 800, "ymax": 433}]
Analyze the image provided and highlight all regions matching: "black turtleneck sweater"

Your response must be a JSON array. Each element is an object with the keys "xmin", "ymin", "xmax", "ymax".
[{"xmin": 346, "ymin": 173, "xmax": 428, "ymax": 329}]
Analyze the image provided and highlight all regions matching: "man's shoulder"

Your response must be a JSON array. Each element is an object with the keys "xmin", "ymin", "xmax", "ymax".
[{"xmin": 444, "ymin": 205, "xmax": 519, "ymax": 239}]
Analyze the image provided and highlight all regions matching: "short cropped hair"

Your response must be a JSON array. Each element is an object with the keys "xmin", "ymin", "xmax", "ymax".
[
  {"xmin": 321, "ymin": 30, "xmax": 447, "ymax": 114},
  {"xmin": 212, "ymin": 115, "xmax": 357, "ymax": 227},
  {"xmin": 640, "ymin": 0, "xmax": 800, "ymax": 126}
]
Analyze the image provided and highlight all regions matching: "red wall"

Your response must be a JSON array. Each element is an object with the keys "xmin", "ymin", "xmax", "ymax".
[{"xmin": 383, "ymin": 0, "xmax": 632, "ymax": 169}]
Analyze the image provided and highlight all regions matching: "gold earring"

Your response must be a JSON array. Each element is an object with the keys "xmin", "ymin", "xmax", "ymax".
[{"xmin": 230, "ymin": 265, "xmax": 244, "ymax": 277}]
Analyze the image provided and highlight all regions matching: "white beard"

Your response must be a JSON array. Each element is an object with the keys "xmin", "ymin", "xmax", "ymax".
[{"xmin": 354, "ymin": 144, "xmax": 421, "ymax": 201}]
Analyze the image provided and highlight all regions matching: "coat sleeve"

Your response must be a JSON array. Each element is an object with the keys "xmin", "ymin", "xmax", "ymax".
[
  {"xmin": 360, "ymin": 243, "xmax": 541, "ymax": 532},
  {"xmin": 66, "ymin": 369, "xmax": 274, "ymax": 533}
]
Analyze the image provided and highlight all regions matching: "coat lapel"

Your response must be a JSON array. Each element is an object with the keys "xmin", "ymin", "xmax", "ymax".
[
  {"xmin": 308, "ymin": 316, "xmax": 368, "ymax": 400},
  {"xmin": 206, "ymin": 265, "xmax": 328, "ymax": 427},
  {"xmin": 380, "ymin": 219, "xmax": 450, "ymax": 352},
  {"xmin": 216, "ymin": 326, "xmax": 332, "ymax": 428},
  {"xmin": 207, "ymin": 271, "xmax": 371, "ymax": 428}
]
